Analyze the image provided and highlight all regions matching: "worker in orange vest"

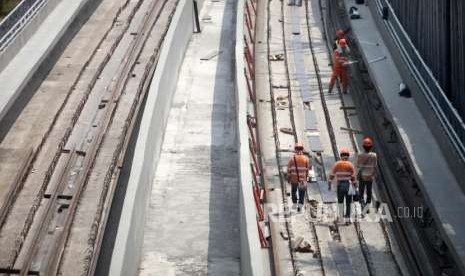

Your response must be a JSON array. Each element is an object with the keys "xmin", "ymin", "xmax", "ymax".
[
  {"xmin": 333, "ymin": 28, "xmax": 351, "ymax": 50},
  {"xmin": 328, "ymin": 38, "xmax": 350, "ymax": 94},
  {"xmin": 357, "ymin": 137, "xmax": 378, "ymax": 211},
  {"xmin": 287, "ymin": 143, "xmax": 311, "ymax": 212},
  {"xmin": 328, "ymin": 148, "xmax": 356, "ymax": 222}
]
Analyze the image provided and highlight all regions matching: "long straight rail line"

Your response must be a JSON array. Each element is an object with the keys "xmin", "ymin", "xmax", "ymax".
[
  {"xmin": 277, "ymin": 2, "xmax": 328, "ymax": 276},
  {"xmin": 298, "ymin": 0, "xmax": 378, "ymax": 274},
  {"xmin": 86, "ymin": 3, "xmax": 176, "ymax": 273},
  {"xmin": 309, "ymin": 0, "xmax": 409, "ymax": 275},
  {"xmin": 0, "ymin": 148, "xmax": 33, "ymax": 229},
  {"xmin": 11, "ymin": 0, "xmax": 170, "ymax": 274},
  {"xmin": 265, "ymin": 0, "xmax": 297, "ymax": 273},
  {"xmin": 300, "ymin": 0, "xmax": 376, "ymax": 273},
  {"xmin": 264, "ymin": 0, "xmax": 327, "ymax": 274},
  {"xmin": 0, "ymin": 0, "xmax": 138, "ymax": 270},
  {"xmin": 324, "ymin": 2, "xmax": 434, "ymax": 273},
  {"xmin": 268, "ymin": 0, "xmax": 406, "ymax": 274}
]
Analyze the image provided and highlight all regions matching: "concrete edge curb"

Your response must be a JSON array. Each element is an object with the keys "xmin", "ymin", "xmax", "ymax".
[
  {"xmin": 0, "ymin": 0, "xmax": 62, "ymax": 72},
  {"xmin": 367, "ymin": 1, "xmax": 465, "ymax": 187},
  {"xmin": 235, "ymin": 0, "xmax": 264, "ymax": 275},
  {"xmin": 108, "ymin": 1, "xmax": 197, "ymax": 275},
  {"xmin": 0, "ymin": 0, "xmax": 100, "ymax": 124}
]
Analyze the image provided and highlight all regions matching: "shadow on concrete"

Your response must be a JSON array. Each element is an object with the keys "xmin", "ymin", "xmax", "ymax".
[
  {"xmin": 207, "ymin": 0, "xmax": 241, "ymax": 274},
  {"xmin": 94, "ymin": 88, "xmax": 146, "ymax": 275}
]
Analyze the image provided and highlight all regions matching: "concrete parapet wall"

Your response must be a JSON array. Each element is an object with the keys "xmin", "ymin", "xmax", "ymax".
[
  {"xmin": 110, "ymin": 0, "xmax": 265, "ymax": 274},
  {"xmin": 0, "ymin": 0, "xmax": 102, "ymax": 125},
  {"xmin": 235, "ymin": 0, "xmax": 265, "ymax": 275},
  {"xmin": 0, "ymin": 0, "xmax": 61, "ymax": 72},
  {"xmin": 367, "ymin": 1, "xmax": 465, "ymax": 190},
  {"xmin": 108, "ymin": 1, "xmax": 198, "ymax": 275}
]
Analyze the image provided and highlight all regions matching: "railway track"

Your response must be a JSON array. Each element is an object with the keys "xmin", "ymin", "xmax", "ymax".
[
  {"xmin": 320, "ymin": 1, "xmax": 462, "ymax": 275},
  {"xmin": 261, "ymin": 0, "xmax": 409, "ymax": 273},
  {"xmin": 319, "ymin": 0, "xmax": 464, "ymax": 275},
  {"xmin": 0, "ymin": 0, "xmax": 177, "ymax": 274}
]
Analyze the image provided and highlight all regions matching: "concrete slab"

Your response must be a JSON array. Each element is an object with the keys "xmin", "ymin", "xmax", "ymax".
[
  {"xmin": 307, "ymin": 135, "xmax": 323, "ymax": 153},
  {"xmin": 305, "ymin": 110, "xmax": 318, "ymax": 130},
  {"xmin": 328, "ymin": 241, "xmax": 356, "ymax": 276},
  {"xmin": 317, "ymin": 181, "xmax": 336, "ymax": 203},
  {"xmin": 137, "ymin": 0, "xmax": 240, "ymax": 275},
  {"xmin": 345, "ymin": 0, "xmax": 465, "ymax": 272},
  {"xmin": 254, "ymin": 0, "xmax": 297, "ymax": 273}
]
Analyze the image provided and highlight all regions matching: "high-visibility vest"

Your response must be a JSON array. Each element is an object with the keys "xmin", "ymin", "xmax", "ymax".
[
  {"xmin": 357, "ymin": 152, "xmax": 378, "ymax": 181},
  {"xmin": 287, "ymin": 154, "xmax": 309, "ymax": 183},
  {"xmin": 333, "ymin": 48, "xmax": 350, "ymax": 69},
  {"xmin": 329, "ymin": 160, "xmax": 355, "ymax": 183}
]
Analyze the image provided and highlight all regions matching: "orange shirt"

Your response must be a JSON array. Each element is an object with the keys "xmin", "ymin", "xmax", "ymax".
[
  {"xmin": 287, "ymin": 154, "xmax": 310, "ymax": 183},
  {"xmin": 329, "ymin": 160, "xmax": 355, "ymax": 183},
  {"xmin": 332, "ymin": 49, "xmax": 349, "ymax": 69}
]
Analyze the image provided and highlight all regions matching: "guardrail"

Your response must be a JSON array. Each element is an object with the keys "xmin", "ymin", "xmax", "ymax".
[
  {"xmin": 0, "ymin": 0, "xmax": 47, "ymax": 52},
  {"xmin": 373, "ymin": 0, "xmax": 465, "ymax": 163}
]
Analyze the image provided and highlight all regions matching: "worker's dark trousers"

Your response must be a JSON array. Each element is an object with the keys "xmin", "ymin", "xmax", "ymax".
[
  {"xmin": 291, "ymin": 182, "xmax": 306, "ymax": 205},
  {"xmin": 337, "ymin": 180, "xmax": 352, "ymax": 217},
  {"xmin": 359, "ymin": 179, "xmax": 373, "ymax": 205}
]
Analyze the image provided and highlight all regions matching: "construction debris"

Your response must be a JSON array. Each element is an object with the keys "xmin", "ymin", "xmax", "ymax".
[
  {"xmin": 340, "ymin": 126, "xmax": 363, "ymax": 134},
  {"xmin": 276, "ymin": 96, "xmax": 289, "ymax": 110},
  {"xmin": 200, "ymin": 50, "xmax": 222, "ymax": 61},
  {"xmin": 269, "ymin": 53, "xmax": 284, "ymax": 61},
  {"xmin": 293, "ymin": 236, "xmax": 314, "ymax": 253},
  {"xmin": 272, "ymin": 84, "xmax": 289, "ymax": 89},
  {"xmin": 339, "ymin": 106, "xmax": 356, "ymax": 110},
  {"xmin": 280, "ymin": 127, "xmax": 294, "ymax": 135}
]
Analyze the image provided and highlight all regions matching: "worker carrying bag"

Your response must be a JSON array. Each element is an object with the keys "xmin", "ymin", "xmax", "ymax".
[
  {"xmin": 348, "ymin": 183, "xmax": 360, "ymax": 202},
  {"xmin": 293, "ymin": 156, "xmax": 307, "ymax": 191}
]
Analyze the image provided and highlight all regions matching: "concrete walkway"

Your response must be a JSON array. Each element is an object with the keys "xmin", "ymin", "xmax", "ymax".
[
  {"xmin": 137, "ymin": 0, "xmax": 240, "ymax": 275},
  {"xmin": 345, "ymin": 1, "xmax": 465, "ymax": 273}
]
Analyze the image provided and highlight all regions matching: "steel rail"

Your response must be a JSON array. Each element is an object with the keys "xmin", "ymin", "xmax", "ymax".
[
  {"xmin": 16, "ymin": 0, "xmax": 167, "ymax": 274},
  {"xmin": 278, "ymin": 2, "xmax": 329, "ymax": 276},
  {"xmin": 85, "ymin": 2, "xmax": 175, "ymax": 274},
  {"xmin": 262, "ymin": 0, "xmax": 328, "ymax": 274},
  {"xmin": 0, "ymin": 148, "xmax": 33, "ymax": 229},
  {"xmin": 0, "ymin": 2, "xmax": 136, "ymax": 270},
  {"xmin": 304, "ymin": 0, "xmax": 409, "ymax": 275},
  {"xmin": 263, "ymin": 0, "xmax": 298, "ymax": 273},
  {"xmin": 302, "ymin": 0, "xmax": 376, "ymax": 273},
  {"xmin": 309, "ymin": 0, "xmax": 376, "ymax": 271}
]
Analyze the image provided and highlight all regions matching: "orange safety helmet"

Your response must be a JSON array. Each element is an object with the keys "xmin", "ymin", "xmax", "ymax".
[
  {"xmin": 336, "ymin": 29, "xmax": 345, "ymax": 39},
  {"xmin": 340, "ymin": 147, "xmax": 350, "ymax": 156},
  {"xmin": 294, "ymin": 142, "xmax": 304, "ymax": 151},
  {"xmin": 339, "ymin": 38, "xmax": 348, "ymax": 48},
  {"xmin": 362, "ymin": 137, "xmax": 374, "ymax": 147}
]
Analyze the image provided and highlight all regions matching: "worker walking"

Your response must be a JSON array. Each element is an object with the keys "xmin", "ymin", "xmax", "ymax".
[
  {"xmin": 357, "ymin": 137, "xmax": 378, "ymax": 211},
  {"xmin": 287, "ymin": 143, "xmax": 311, "ymax": 212},
  {"xmin": 333, "ymin": 29, "xmax": 351, "ymax": 50},
  {"xmin": 328, "ymin": 148, "xmax": 356, "ymax": 223},
  {"xmin": 328, "ymin": 38, "xmax": 350, "ymax": 94}
]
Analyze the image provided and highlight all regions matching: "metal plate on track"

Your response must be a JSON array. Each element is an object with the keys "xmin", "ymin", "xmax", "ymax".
[
  {"xmin": 328, "ymin": 241, "xmax": 355, "ymax": 276},
  {"xmin": 318, "ymin": 180, "xmax": 337, "ymax": 203}
]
